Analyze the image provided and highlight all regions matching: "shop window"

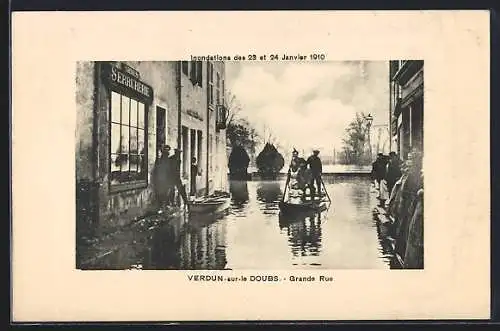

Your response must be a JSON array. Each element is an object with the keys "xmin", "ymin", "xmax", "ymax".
[{"xmin": 110, "ymin": 91, "xmax": 147, "ymax": 186}]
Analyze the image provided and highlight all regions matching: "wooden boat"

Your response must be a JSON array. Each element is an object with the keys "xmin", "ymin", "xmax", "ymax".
[
  {"xmin": 278, "ymin": 196, "xmax": 329, "ymax": 216},
  {"xmin": 278, "ymin": 152, "xmax": 332, "ymax": 217},
  {"xmin": 188, "ymin": 191, "xmax": 231, "ymax": 214}
]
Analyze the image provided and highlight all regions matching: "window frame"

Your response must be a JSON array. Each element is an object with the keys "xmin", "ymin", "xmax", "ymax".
[
  {"xmin": 188, "ymin": 61, "xmax": 203, "ymax": 87},
  {"xmin": 208, "ymin": 62, "xmax": 214, "ymax": 108},
  {"xmin": 216, "ymin": 72, "xmax": 221, "ymax": 105},
  {"xmin": 182, "ymin": 61, "xmax": 189, "ymax": 76},
  {"xmin": 108, "ymin": 88, "xmax": 149, "ymax": 193}
]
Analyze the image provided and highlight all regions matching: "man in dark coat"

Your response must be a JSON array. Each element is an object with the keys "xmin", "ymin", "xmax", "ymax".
[
  {"xmin": 152, "ymin": 145, "xmax": 173, "ymax": 209},
  {"xmin": 306, "ymin": 150, "xmax": 323, "ymax": 198},
  {"xmin": 371, "ymin": 153, "xmax": 388, "ymax": 190},
  {"xmin": 386, "ymin": 152, "xmax": 402, "ymax": 194}
]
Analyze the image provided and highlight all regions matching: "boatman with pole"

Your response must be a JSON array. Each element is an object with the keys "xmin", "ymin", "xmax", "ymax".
[{"xmin": 307, "ymin": 149, "xmax": 323, "ymax": 199}]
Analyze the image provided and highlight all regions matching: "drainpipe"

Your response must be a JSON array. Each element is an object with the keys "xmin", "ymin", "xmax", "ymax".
[
  {"xmin": 177, "ymin": 61, "xmax": 182, "ymax": 151},
  {"xmin": 205, "ymin": 62, "xmax": 210, "ymax": 196},
  {"xmin": 389, "ymin": 62, "xmax": 392, "ymax": 152}
]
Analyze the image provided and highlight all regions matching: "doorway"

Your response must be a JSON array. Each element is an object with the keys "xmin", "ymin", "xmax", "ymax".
[
  {"xmin": 156, "ymin": 106, "xmax": 166, "ymax": 159},
  {"xmin": 182, "ymin": 126, "xmax": 189, "ymax": 178}
]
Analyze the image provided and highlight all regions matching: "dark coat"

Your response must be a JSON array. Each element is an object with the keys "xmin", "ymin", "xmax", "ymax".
[
  {"xmin": 152, "ymin": 155, "xmax": 174, "ymax": 199},
  {"xmin": 386, "ymin": 158, "xmax": 402, "ymax": 186},
  {"xmin": 306, "ymin": 155, "xmax": 322, "ymax": 175},
  {"xmin": 372, "ymin": 157, "xmax": 388, "ymax": 180}
]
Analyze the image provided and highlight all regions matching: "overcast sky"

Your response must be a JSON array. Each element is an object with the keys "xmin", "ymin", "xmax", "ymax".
[{"xmin": 225, "ymin": 61, "xmax": 389, "ymax": 154}]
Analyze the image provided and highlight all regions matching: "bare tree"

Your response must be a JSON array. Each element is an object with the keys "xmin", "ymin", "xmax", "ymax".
[
  {"xmin": 341, "ymin": 112, "xmax": 371, "ymax": 165},
  {"xmin": 224, "ymin": 90, "xmax": 243, "ymax": 126}
]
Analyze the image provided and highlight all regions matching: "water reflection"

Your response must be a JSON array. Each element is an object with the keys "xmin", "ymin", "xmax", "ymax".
[
  {"xmin": 147, "ymin": 222, "xmax": 181, "ymax": 269},
  {"xmin": 282, "ymin": 212, "xmax": 323, "ymax": 258},
  {"xmin": 91, "ymin": 175, "xmax": 394, "ymax": 270},
  {"xmin": 179, "ymin": 213, "xmax": 228, "ymax": 270},
  {"xmin": 256, "ymin": 181, "xmax": 283, "ymax": 214},
  {"xmin": 256, "ymin": 181, "xmax": 283, "ymax": 203},
  {"xmin": 229, "ymin": 180, "xmax": 249, "ymax": 208}
]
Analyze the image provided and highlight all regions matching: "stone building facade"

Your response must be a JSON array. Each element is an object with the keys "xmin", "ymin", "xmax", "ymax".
[
  {"xmin": 76, "ymin": 61, "xmax": 228, "ymax": 235},
  {"xmin": 389, "ymin": 60, "xmax": 424, "ymax": 159}
]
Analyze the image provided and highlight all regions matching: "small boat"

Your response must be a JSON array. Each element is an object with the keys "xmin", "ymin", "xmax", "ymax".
[
  {"xmin": 188, "ymin": 191, "xmax": 231, "ymax": 214},
  {"xmin": 278, "ymin": 196, "xmax": 329, "ymax": 216}
]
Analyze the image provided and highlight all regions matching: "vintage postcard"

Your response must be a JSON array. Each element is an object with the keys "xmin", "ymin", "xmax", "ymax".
[{"xmin": 12, "ymin": 10, "xmax": 490, "ymax": 321}]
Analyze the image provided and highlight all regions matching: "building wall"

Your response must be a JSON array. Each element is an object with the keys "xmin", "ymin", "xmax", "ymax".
[
  {"xmin": 76, "ymin": 62, "xmax": 96, "ymax": 181},
  {"xmin": 179, "ymin": 61, "xmax": 209, "ymax": 196},
  {"xmin": 210, "ymin": 61, "xmax": 228, "ymax": 193},
  {"xmin": 389, "ymin": 61, "xmax": 424, "ymax": 160},
  {"xmin": 76, "ymin": 62, "xmax": 98, "ymax": 235},
  {"xmin": 76, "ymin": 60, "xmax": 228, "ymax": 232},
  {"xmin": 76, "ymin": 61, "xmax": 180, "ymax": 232}
]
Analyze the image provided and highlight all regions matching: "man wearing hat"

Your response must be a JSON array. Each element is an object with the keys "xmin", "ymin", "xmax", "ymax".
[{"xmin": 306, "ymin": 149, "xmax": 323, "ymax": 198}]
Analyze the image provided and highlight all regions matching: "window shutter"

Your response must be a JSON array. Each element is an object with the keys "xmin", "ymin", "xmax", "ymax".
[{"xmin": 197, "ymin": 62, "xmax": 203, "ymax": 86}]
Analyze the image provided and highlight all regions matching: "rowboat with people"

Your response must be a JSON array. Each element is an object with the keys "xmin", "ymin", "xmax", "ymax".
[{"xmin": 278, "ymin": 148, "xmax": 331, "ymax": 217}]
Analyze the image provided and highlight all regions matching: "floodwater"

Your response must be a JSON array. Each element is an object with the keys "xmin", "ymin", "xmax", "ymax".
[{"xmin": 87, "ymin": 175, "xmax": 396, "ymax": 270}]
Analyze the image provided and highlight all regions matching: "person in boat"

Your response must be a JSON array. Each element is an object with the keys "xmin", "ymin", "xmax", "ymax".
[
  {"xmin": 306, "ymin": 149, "xmax": 323, "ymax": 198},
  {"xmin": 289, "ymin": 149, "xmax": 305, "ymax": 173},
  {"xmin": 288, "ymin": 149, "xmax": 305, "ymax": 190},
  {"xmin": 286, "ymin": 149, "xmax": 307, "ymax": 200},
  {"xmin": 296, "ymin": 158, "xmax": 313, "ymax": 200}
]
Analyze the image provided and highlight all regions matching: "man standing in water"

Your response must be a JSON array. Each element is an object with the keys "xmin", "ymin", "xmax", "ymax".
[
  {"xmin": 307, "ymin": 149, "xmax": 323, "ymax": 198},
  {"xmin": 152, "ymin": 145, "xmax": 173, "ymax": 211},
  {"xmin": 169, "ymin": 149, "xmax": 190, "ymax": 209},
  {"xmin": 386, "ymin": 151, "xmax": 403, "ymax": 195}
]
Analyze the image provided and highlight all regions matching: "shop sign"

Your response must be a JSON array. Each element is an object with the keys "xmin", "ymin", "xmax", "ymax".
[{"xmin": 101, "ymin": 62, "xmax": 153, "ymax": 104}]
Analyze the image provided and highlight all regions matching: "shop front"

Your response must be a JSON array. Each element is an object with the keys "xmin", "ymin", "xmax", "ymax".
[
  {"xmin": 76, "ymin": 61, "xmax": 179, "ymax": 234},
  {"xmin": 391, "ymin": 61, "xmax": 424, "ymax": 160}
]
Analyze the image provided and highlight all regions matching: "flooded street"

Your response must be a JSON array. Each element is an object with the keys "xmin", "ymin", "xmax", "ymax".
[
  {"xmin": 224, "ymin": 176, "xmax": 391, "ymax": 269},
  {"xmin": 87, "ymin": 175, "xmax": 395, "ymax": 270}
]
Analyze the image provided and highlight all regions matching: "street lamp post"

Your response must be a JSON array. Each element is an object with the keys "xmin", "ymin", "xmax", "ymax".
[{"xmin": 365, "ymin": 113, "xmax": 373, "ymax": 162}]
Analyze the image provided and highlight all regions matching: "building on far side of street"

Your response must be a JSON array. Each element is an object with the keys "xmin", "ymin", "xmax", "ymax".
[{"xmin": 389, "ymin": 60, "xmax": 424, "ymax": 160}]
